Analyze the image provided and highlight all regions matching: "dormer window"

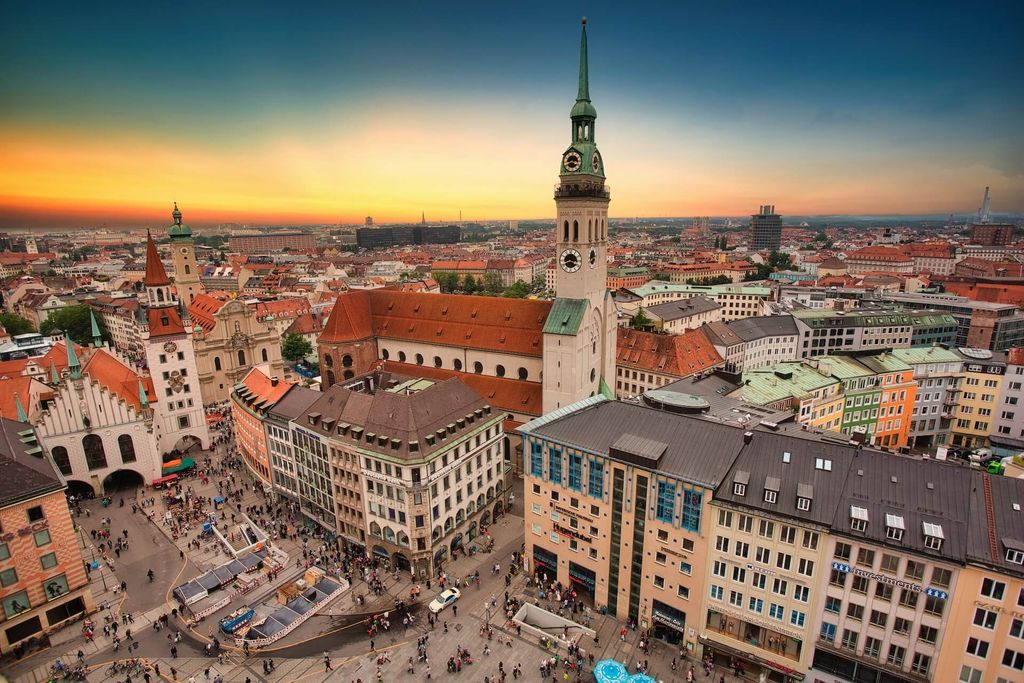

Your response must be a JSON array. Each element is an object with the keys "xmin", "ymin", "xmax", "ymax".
[
  {"xmin": 796, "ymin": 483, "xmax": 813, "ymax": 512},
  {"xmin": 850, "ymin": 506, "xmax": 869, "ymax": 532},
  {"xmin": 763, "ymin": 476, "xmax": 780, "ymax": 505},
  {"xmin": 797, "ymin": 497, "xmax": 811, "ymax": 511},
  {"xmin": 885, "ymin": 513, "xmax": 905, "ymax": 541},
  {"xmin": 922, "ymin": 522, "xmax": 944, "ymax": 551},
  {"xmin": 1006, "ymin": 548, "xmax": 1024, "ymax": 565},
  {"xmin": 815, "ymin": 458, "xmax": 832, "ymax": 471},
  {"xmin": 733, "ymin": 470, "xmax": 750, "ymax": 497}
]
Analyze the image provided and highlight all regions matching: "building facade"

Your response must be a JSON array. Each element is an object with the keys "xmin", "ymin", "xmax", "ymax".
[
  {"xmin": 751, "ymin": 205, "xmax": 782, "ymax": 252},
  {"xmin": 0, "ymin": 419, "xmax": 94, "ymax": 653}
]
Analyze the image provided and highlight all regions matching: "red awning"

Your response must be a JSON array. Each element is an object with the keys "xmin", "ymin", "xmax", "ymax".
[{"xmin": 151, "ymin": 474, "xmax": 179, "ymax": 486}]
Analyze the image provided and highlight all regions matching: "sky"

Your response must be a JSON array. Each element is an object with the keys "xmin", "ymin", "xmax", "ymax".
[{"xmin": 1, "ymin": 1, "xmax": 1022, "ymax": 228}]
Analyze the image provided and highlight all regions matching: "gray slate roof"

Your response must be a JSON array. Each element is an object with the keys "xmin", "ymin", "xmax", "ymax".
[
  {"xmin": 966, "ymin": 471, "xmax": 1024, "ymax": 576},
  {"xmin": 524, "ymin": 399, "xmax": 747, "ymax": 488},
  {"xmin": 832, "ymin": 450, "xmax": 970, "ymax": 562},
  {"xmin": 723, "ymin": 315, "xmax": 799, "ymax": 342},
  {"xmin": 0, "ymin": 418, "xmax": 63, "ymax": 507},
  {"xmin": 647, "ymin": 296, "xmax": 721, "ymax": 322},
  {"xmin": 267, "ymin": 385, "xmax": 321, "ymax": 422}
]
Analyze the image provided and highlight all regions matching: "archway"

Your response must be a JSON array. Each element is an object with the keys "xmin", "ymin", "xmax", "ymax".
[
  {"xmin": 467, "ymin": 521, "xmax": 478, "ymax": 540},
  {"xmin": 101, "ymin": 469, "xmax": 144, "ymax": 494},
  {"xmin": 370, "ymin": 522, "xmax": 382, "ymax": 538},
  {"xmin": 372, "ymin": 545, "xmax": 390, "ymax": 563},
  {"xmin": 480, "ymin": 510, "xmax": 491, "ymax": 526},
  {"xmin": 486, "ymin": 486, "xmax": 495, "ymax": 501},
  {"xmin": 476, "ymin": 494, "xmax": 485, "ymax": 510},
  {"xmin": 397, "ymin": 531, "xmax": 410, "ymax": 547},
  {"xmin": 467, "ymin": 500, "xmax": 476, "ymax": 515},
  {"xmin": 172, "ymin": 434, "xmax": 203, "ymax": 455},
  {"xmin": 450, "ymin": 533, "xmax": 464, "ymax": 555},
  {"xmin": 65, "ymin": 479, "xmax": 96, "ymax": 499},
  {"xmin": 393, "ymin": 552, "xmax": 411, "ymax": 572},
  {"xmin": 383, "ymin": 527, "xmax": 396, "ymax": 544},
  {"xmin": 443, "ymin": 517, "xmax": 453, "ymax": 534},
  {"xmin": 493, "ymin": 501, "xmax": 504, "ymax": 520},
  {"xmin": 432, "ymin": 526, "xmax": 442, "ymax": 542},
  {"xmin": 455, "ymin": 509, "xmax": 465, "ymax": 525}
]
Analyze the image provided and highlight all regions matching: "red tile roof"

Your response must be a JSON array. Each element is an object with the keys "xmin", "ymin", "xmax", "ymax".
[
  {"xmin": 236, "ymin": 366, "xmax": 292, "ymax": 409},
  {"xmin": 379, "ymin": 360, "xmax": 542, "ymax": 416},
  {"xmin": 0, "ymin": 375, "xmax": 34, "ymax": 421},
  {"xmin": 147, "ymin": 306, "xmax": 186, "ymax": 337},
  {"xmin": 616, "ymin": 327, "xmax": 723, "ymax": 378},
  {"xmin": 319, "ymin": 290, "xmax": 552, "ymax": 358},
  {"xmin": 254, "ymin": 298, "xmax": 311, "ymax": 321},
  {"xmin": 82, "ymin": 349, "xmax": 154, "ymax": 413},
  {"xmin": 286, "ymin": 312, "xmax": 321, "ymax": 336},
  {"xmin": 143, "ymin": 232, "xmax": 171, "ymax": 286},
  {"xmin": 187, "ymin": 292, "xmax": 230, "ymax": 332}
]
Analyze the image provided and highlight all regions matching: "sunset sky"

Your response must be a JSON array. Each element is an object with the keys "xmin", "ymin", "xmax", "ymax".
[{"xmin": 1, "ymin": 1, "xmax": 1022, "ymax": 228}]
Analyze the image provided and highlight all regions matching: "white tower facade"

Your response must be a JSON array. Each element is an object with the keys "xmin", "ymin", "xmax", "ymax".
[{"xmin": 542, "ymin": 19, "xmax": 617, "ymax": 414}]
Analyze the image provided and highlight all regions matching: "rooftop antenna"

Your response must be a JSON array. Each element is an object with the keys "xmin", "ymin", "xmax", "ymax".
[{"xmin": 979, "ymin": 186, "xmax": 992, "ymax": 224}]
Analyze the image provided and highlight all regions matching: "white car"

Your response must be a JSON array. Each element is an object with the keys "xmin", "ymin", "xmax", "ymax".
[{"xmin": 428, "ymin": 588, "xmax": 461, "ymax": 614}]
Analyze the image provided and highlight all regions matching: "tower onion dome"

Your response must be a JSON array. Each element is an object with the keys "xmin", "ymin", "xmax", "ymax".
[
  {"xmin": 570, "ymin": 18, "xmax": 596, "ymax": 119},
  {"xmin": 168, "ymin": 201, "xmax": 192, "ymax": 238}
]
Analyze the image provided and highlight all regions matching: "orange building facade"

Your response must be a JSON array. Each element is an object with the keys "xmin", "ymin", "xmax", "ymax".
[{"xmin": 230, "ymin": 366, "xmax": 293, "ymax": 486}]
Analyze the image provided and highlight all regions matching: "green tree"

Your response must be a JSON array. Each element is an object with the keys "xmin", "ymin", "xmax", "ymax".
[
  {"xmin": 434, "ymin": 271, "xmax": 458, "ymax": 293},
  {"xmin": 767, "ymin": 250, "xmax": 794, "ymax": 271},
  {"xmin": 482, "ymin": 271, "xmax": 504, "ymax": 293},
  {"xmin": 39, "ymin": 305, "xmax": 108, "ymax": 345},
  {"xmin": 462, "ymin": 274, "xmax": 479, "ymax": 293},
  {"xmin": 630, "ymin": 308, "xmax": 653, "ymax": 330},
  {"xmin": 281, "ymin": 333, "xmax": 313, "ymax": 362},
  {"xmin": 653, "ymin": 273, "xmax": 670, "ymax": 282},
  {"xmin": 0, "ymin": 313, "xmax": 35, "ymax": 336},
  {"xmin": 502, "ymin": 281, "xmax": 531, "ymax": 298}
]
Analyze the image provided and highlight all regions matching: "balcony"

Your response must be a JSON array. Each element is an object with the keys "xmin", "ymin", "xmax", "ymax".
[{"xmin": 553, "ymin": 182, "xmax": 611, "ymax": 200}]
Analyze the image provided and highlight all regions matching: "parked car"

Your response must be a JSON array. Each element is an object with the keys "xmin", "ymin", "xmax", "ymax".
[{"xmin": 428, "ymin": 588, "xmax": 461, "ymax": 614}]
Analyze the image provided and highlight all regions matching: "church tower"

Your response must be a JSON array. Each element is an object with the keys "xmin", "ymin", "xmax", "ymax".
[
  {"xmin": 542, "ymin": 19, "xmax": 617, "ymax": 413},
  {"xmin": 168, "ymin": 203, "xmax": 203, "ymax": 309},
  {"xmin": 141, "ymin": 228, "xmax": 210, "ymax": 454}
]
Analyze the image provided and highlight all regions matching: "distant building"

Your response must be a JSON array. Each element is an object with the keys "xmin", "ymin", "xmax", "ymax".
[
  {"xmin": 364, "ymin": 216, "xmax": 373, "ymax": 226},
  {"xmin": 750, "ymin": 204, "xmax": 782, "ymax": 251},
  {"xmin": 355, "ymin": 225, "xmax": 461, "ymax": 249},
  {"xmin": 645, "ymin": 296, "xmax": 723, "ymax": 334},
  {"xmin": 228, "ymin": 231, "xmax": 316, "ymax": 254},
  {"xmin": 969, "ymin": 223, "xmax": 1015, "ymax": 246}
]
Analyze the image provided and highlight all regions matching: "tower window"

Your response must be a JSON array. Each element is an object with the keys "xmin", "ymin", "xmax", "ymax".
[
  {"xmin": 518, "ymin": 367, "xmax": 528, "ymax": 380},
  {"xmin": 214, "ymin": 356, "xmax": 222, "ymax": 371},
  {"xmin": 237, "ymin": 350, "xmax": 246, "ymax": 366},
  {"xmin": 261, "ymin": 348, "xmax": 268, "ymax": 362},
  {"xmin": 496, "ymin": 365, "xmax": 505, "ymax": 378},
  {"xmin": 433, "ymin": 356, "xmax": 442, "ymax": 368},
  {"xmin": 584, "ymin": 124, "xmax": 589, "ymax": 140},
  {"xmin": 398, "ymin": 351, "xmax": 406, "ymax": 363},
  {"xmin": 415, "ymin": 353, "xmax": 424, "ymax": 365},
  {"xmin": 563, "ymin": 221, "xmax": 569, "ymax": 242},
  {"xmin": 474, "ymin": 361, "xmax": 483, "ymax": 374},
  {"xmin": 184, "ymin": 265, "xmax": 191, "ymax": 275},
  {"xmin": 573, "ymin": 221, "xmax": 579, "ymax": 241}
]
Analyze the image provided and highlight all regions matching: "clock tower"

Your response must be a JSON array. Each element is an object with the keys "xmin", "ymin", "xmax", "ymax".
[
  {"xmin": 141, "ymin": 228, "xmax": 210, "ymax": 455},
  {"xmin": 543, "ymin": 19, "xmax": 616, "ymax": 413},
  {"xmin": 168, "ymin": 203, "xmax": 204, "ymax": 309}
]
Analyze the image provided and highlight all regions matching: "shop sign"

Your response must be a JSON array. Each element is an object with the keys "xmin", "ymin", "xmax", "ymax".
[
  {"xmin": 831, "ymin": 561, "xmax": 948, "ymax": 599},
  {"xmin": 553, "ymin": 522, "xmax": 590, "ymax": 542},
  {"xmin": 1, "ymin": 520, "xmax": 49, "ymax": 543}
]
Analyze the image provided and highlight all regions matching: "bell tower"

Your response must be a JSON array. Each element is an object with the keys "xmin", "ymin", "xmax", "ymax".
[
  {"xmin": 543, "ymin": 19, "xmax": 616, "ymax": 413},
  {"xmin": 168, "ymin": 203, "xmax": 203, "ymax": 309}
]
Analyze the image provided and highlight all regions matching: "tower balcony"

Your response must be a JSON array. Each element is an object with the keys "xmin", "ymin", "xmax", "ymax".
[{"xmin": 554, "ymin": 182, "xmax": 610, "ymax": 200}]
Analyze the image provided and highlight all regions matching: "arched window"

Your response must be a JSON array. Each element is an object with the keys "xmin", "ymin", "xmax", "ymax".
[
  {"xmin": 342, "ymin": 354, "xmax": 353, "ymax": 367},
  {"xmin": 588, "ymin": 219, "xmax": 592, "ymax": 241},
  {"xmin": 343, "ymin": 370, "xmax": 354, "ymax": 380},
  {"xmin": 495, "ymin": 364, "xmax": 505, "ymax": 378},
  {"xmin": 156, "ymin": 289, "xmax": 164, "ymax": 302},
  {"xmin": 118, "ymin": 435, "xmax": 137, "ymax": 464},
  {"xmin": 234, "ymin": 322, "xmax": 241, "ymax": 334},
  {"xmin": 83, "ymin": 434, "xmax": 107, "ymax": 471},
  {"xmin": 518, "ymin": 367, "xmax": 528, "ymax": 380},
  {"xmin": 370, "ymin": 522, "xmax": 382, "ymax": 538},
  {"xmin": 261, "ymin": 348, "xmax": 268, "ymax": 362},
  {"xmin": 415, "ymin": 353, "xmax": 424, "ymax": 365},
  {"xmin": 214, "ymin": 356, "xmax": 222, "ymax": 371},
  {"xmin": 237, "ymin": 350, "xmax": 246, "ymax": 366},
  {"xmin": 381, "ymin": 349, "xmax": 390, "ymax": 361},
  {"xmin": 433, "ymin": 356, "xmax": 442, "ymax": 368},
  {"xmin": 398, "ymin": 351, "xmax": 407, "ymax": 363},
  {"xmin": 590, "ymin": 368, "xmax": 596, "ymax": 382},
  {"xmin": 184, "ymin": 265, "xmax": 191, "ymax": 275},
  {"xmin": 572, "ymin": 220, "xmax": 579, "ymax": 241},
  {"xmin": 326, "ymin": 370, "xmax": 336, "ymax": 385},
  {"xmin": 563, "ymin": 220, "xmax": 569, "ymax": 242},
  {"xmin": 324, "ymin": 354, "xmax": 334, "ymax": 368},
  {"xmin": 50, "ymin": 446, "xmax": 72, "ymax": 476},
  {"xmin": 577, "ymin": 124, "xmax": 582, "ymax": 141},
  {"xmin": 474, "ymin": 361, "xmax": 483, "ymax": 374},
  {"xmin": 453, "ymin": 359, "xmax": 462, "ymax": 371}
]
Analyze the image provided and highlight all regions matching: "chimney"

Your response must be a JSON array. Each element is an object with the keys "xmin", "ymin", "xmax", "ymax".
[
  {"xmin": 743, "ymin": 431, "xmax": 753, "ymax": 445},
  {"xmin": 270, "ymin": 376, "xmax": 279, "ymax": 387}
]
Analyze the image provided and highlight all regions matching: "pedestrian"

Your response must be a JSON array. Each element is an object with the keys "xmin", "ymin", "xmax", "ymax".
[{"xmin": 324, "ymin": 651, "xmax": 332, "ymax": 671}]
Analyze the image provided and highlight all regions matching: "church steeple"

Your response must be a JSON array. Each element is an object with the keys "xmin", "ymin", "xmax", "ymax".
[
  {"xmin": 561, "ymin": 18, "xmax": 603, "ymax": 179},
  {"xmin": 65, "ymin": 332, "xmax": 81, "ymax": 381},
  {"xmin": 144, "ymin": 230, "xmax": 174, "ymax": 308}
]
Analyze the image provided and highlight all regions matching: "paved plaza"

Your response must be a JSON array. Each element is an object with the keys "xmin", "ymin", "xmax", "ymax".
[{"xmin": 1, "ymin": 430, "xmax": 747, "ymax": 683}]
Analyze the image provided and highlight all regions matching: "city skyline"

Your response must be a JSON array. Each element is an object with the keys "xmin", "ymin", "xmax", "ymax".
[{"xmin": 2, "ymin": 1, "xmax": 1023, "ymax": 228}]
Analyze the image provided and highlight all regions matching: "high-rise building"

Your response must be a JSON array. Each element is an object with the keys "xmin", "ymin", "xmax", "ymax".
[{"xmin": 750, "ymin": 204, "xmax": 782, "ymax": 251}]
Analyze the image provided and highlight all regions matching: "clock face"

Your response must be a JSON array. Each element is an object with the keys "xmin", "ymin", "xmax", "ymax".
[
  {"xmin": 163, "ymin": 341, "xmax": 178, "ymax": 353},
  {"xmin": 560, "ymin": 249, "xmax": 582, "ymax": 273},
  {"xmin": 588, "ymin": 248, "xmax": 598, "ymax": 268},
  {"xmin": 592, "ymin": 152, "xmax": 601, "ymax": 172},
  {"xmin": 563, "ymin": 151, "xmax": 582, "ymax": 173},
  {"xmin": 180, "ymin": 247, "xmax": 189, "ymax": 254}
]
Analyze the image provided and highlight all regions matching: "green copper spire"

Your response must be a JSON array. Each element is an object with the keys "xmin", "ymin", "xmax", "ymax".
[
  {"xmin": 577, "ymin": 18, "xmax": 589, "ymax": 102},
  {"xmin": 65, "ymin": 332, "xmax": 81, "ymax": 380},
  {"xmin": 168, "ymin": 201, "xmax": 192, "ymax": 239},
  {"xmin": 89, "ymin": 309, "xmax": 102, "ymax": 347},
  {"xmin": 14, "ymin": 393, "xmax": 27, "ymax": 423},
  {"xmin": 50, "ymin": 360, "xmax": 59, "ymax": 384},
  {"xmin": 138, "ymin": 379, "xmax": 149, "ymax": 409}
]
